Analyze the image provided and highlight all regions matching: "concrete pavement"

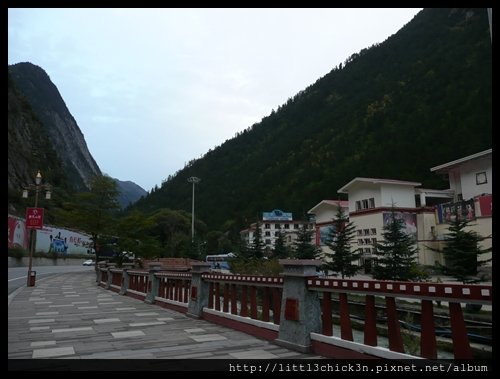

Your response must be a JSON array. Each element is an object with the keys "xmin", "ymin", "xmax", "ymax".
[{"xmin": 8, "ymin": 271, "xmax": 324, "ymax": 361}]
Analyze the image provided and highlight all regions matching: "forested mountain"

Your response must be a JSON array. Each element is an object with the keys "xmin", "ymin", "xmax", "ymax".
[
  {"xmin": 132, "ymin": 8, "xmax": 491, "ymax": 232},
  {"xmin": 113, "ymin": 178, "xmax": 148, "ymax": 209}
]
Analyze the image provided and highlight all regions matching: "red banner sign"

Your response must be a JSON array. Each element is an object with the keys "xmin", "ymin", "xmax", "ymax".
[
  {"xmin": 25, "ymin": 207, "xmax": 44, "ymax": 229},
  {"xmin": 478, "ymin": 194, "xmax": 492, "ymax": 217}
]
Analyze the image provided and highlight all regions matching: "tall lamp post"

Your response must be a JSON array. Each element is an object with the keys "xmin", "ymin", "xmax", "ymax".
[
  {"xmin": 187, "ymin": 176, "xmax": 200, "ymax": 242},
  {"xmin": 22, "ymin": 170, "xmax": 51, "ymax": 287}
]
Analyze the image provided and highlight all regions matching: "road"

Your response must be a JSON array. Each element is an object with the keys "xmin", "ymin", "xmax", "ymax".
[{"xmin": 8, "ymin": 265, "xmax": 95, "ymax": 295}]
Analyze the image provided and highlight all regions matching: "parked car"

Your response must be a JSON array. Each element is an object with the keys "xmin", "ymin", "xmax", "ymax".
[{"xmin": 82, "ymin": 259, "xmax": 95, "ymax": 266}]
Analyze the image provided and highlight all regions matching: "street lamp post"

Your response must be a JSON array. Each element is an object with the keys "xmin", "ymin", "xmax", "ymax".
[
  {"xmin": 22, "ymin": 170, "xmax": 51, "ymax": 287},
  {"xmin": 187, "ymin": 176, "xmax": 200, "ymax": 242}
]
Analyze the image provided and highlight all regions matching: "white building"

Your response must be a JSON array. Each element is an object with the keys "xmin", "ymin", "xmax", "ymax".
[
  {"xmin": 307, "ymin": 200, "xmax": 349, "ymax": 257},
  {"xmin": 430, "ymin": 148, "xmax": 492, "ymax": 276},
  {"xmin": 336, "ymin": 178, "xmax": 451, "ymax": 273},
  {"xmin": 240, "ymin": 209, "xmax": 313, "ymax": 252}
]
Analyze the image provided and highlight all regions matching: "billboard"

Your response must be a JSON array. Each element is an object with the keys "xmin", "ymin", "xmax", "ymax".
[
  {"xmin": 317, "ymin": 224, "xmax": 335, "ymax": 246},
  {"xmin": 382, "ymin": 212, "xmax": 417, "ymax": 240},
  {"xmin": 36, "ymin": 226, "xmax": 94, "ymax": 255},
  {"xmin": 8, "ymin": 215, "xmax": 93, "ymax": 255},
  {"xmin": 8, "ymin": 215, "xmax": 28, "ymax": 249},
  {"xmin": 436, "ymin": 199, "xmax": 475, "ymax": 224},
  {"xmin": 262, "ymin": 209, "xmax": 293, "ymax": 221}
]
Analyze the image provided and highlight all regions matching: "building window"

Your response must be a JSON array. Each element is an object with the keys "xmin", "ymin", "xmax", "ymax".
[
  {"xmin": 369, "ymin": 198, "xmax": 375, "ymax": 208},
  {"xmin": 265, "ymin": 239, "xmax": 271, "ymax": 245},
  {"xmin": 265, "ymin": 223, "xmax": 270, "ymax": 229},
  {"xmin": 275, "ymin": 224, "xmax": 281, "ymax": 229},
  {"xmin": 284, "ymin": 224, "xmax": 290, "ymax": 229},
  {"xmin": 358, "ymin": 239, "xmax": 364, "ymax": 245},
  {"xmin": 370, "ymin": 228, "xmax": 377, "ymax": 235},
  {"xmin": 372, "ymin": 238, "xmax": 377, "ymax": 245},
  {"xmin": 356, "ymin": 201, "xmax": 361, "ymax": 211},
  {"xmin": 363, "ymin": 229, "xmax": 370, "ymax": 235},
  {"xmin": 364, "ymin": 238, "xmax": 371, "ymax": 245},
  {"xmin": 357, "ymin": 230, "xmax": 363, "ymax": 236},
  {"xmin": 265, "ymin": 231, "xmax": 271, "ymax": 237},
  {"xmin": 294, "ymin": 224, "xmax": 299, "ymax": 229},
  {"xmin": 274, "ymin": 232, "xmax": 280, "ymax": 237},
  {"xmin": 476, "ymin": 171, "xmax": 487, "ymax": 185},
  {"xmin": 364, "ymin": 248, "xmax": 372, "ymax": 254},
  {"xmin": 362, "ymin": 199, "xmax": 369, "ymax": 209}
]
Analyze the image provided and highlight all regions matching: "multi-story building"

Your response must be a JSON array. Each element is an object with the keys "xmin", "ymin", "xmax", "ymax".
[
  {"xmin": 336, "ymin": 178, "xmax": 453, "ymax": 273},
  {"xmin": 240, "ymin": 209, "xmax": 313, "ymax": 253},
  {"xmin": 307, "ymin": 200, "xmax": 349, "ymax": 257},
  {"xmin": 430, "ymin": 148, "xmax": 492, "ymax": 277}
]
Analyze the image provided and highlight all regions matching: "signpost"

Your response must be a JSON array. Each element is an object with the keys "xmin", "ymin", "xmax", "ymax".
[{"xmin": 25, "ymin": 207, "xmax": 44, "ymax": 229}]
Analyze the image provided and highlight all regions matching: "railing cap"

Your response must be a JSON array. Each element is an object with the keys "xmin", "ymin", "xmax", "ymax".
[
  {"xmin": 279, "ymin": 259, "xmax": 321, "ymax": 267},
  {"xmin": 191, "ymin": 262, "xmax": 211, "ymax": 273}
]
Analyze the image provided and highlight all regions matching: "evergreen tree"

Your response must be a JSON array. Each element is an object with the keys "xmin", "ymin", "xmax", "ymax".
[
  {"xmin": 272, "ymin": 230, "xmax": 290, "ymax": 259},
  {"xmin": 323, "ymin": 206, "xmax": 362, "ymax": 279},
  {"xmin": 251, "ymin": 222, "xmax": 265, "ymax": 259},
  {"xmin": 293, "ymin": 224, "xmax": 320, "ymax": 259},
  {"xmin": 433, "ymin": 211, "xmax": 491, "ymax": 283},
  {"xmin": 372, "ymin": 207, "xmax": 419, "ymax": 281}
]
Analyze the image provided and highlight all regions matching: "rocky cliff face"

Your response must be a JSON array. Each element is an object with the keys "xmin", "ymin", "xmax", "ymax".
[
  {"xmin": 9, "ymin": 62, "xmax": 101, "ymax": 191},
  {"xmin": 8, "ymin": 72, "xmax": 71, "ymax": 213}
]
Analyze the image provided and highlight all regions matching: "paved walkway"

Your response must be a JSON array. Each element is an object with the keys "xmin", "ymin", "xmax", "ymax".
[{"xmin": 8, "ymin": 271, "xmax": 323, "ymax": 361}]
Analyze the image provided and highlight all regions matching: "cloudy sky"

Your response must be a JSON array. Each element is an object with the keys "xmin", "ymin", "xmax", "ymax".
[{"xmin": 8, "ymin": 8, "xmax": 422, "ymax": 192}]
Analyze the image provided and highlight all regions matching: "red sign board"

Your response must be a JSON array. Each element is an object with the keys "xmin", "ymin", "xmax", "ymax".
[
  {"xmin": 25, "ymin": 207, "xmax": 44, "ymax": 229},
  {"xmin": 478, "ymin": 194, "xmax": 492, "ymax": 217}
]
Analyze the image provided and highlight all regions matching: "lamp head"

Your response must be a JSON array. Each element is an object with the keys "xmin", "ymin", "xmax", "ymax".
[{"xmin": 35, "ymin": 170, "xmax": 42, "ymax": 185}]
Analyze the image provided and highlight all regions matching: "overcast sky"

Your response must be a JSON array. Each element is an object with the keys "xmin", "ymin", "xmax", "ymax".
[{"xmin": 8, "ymin": 8, "xmax": 422, "ymax": 192}]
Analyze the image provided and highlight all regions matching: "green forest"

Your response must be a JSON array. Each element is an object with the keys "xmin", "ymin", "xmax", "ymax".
[
  {"xmin": 8, "ymin": 8, "xmax": 491, "ymax": 260},
  {"xmin": 131, "ymin": 8, "xmax": 491, "ymax": 235}
]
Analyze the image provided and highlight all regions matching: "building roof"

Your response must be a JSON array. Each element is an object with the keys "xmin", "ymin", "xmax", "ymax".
[
  {"xmin": 430, "ymin": 148, "xmax": 492, "ymax": 174},
  {"xmin": 337, "ymin": 177, "xmax": 422, "ymax": 194},
  {"xmin": 308, "ymin": 200, "xmax": 349, "ymax": 214}
]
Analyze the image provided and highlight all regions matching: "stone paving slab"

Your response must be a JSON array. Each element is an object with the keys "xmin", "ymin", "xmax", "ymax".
[{"xmin": 9, "ymin": 272, "xmax": 324, "ymax": 360}]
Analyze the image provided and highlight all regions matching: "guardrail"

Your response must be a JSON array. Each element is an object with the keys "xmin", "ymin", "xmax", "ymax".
[{"xmin": 97, "ymin": 260, "xmax": 492, "ymax": 360}]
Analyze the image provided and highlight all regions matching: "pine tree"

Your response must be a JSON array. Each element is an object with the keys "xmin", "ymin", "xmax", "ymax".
[
  {"xmin": 323, "ymin": 205, "xmax": 362, "ymax": 279},
  {"xmin": 293, "ymin": 224, "xmax": 319, "ymax": 259},
  {"xmin": 434, "ymin": 211, "xmax": 491, "ymax": 283},
  {"xmin": 372, "ymin": 207, "xmax": 419, "ymax": 281},
  {"xmin": 251, "ymin": 221, "xmax": 265, "ymax": 259},
  {"xmin": 273, "ymin": 230, "xmax": 290, "ymax": 259}
]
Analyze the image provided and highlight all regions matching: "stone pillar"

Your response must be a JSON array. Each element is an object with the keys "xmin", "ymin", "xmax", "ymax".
[
  {"xmin": 275, "ymin": 259, "xmax": 321, "ymax": 353},
  {"xmin": 145, "ymin": 264, "xmax": 162, "ymax": 304},
  {"xmin": 97, "ymin": 262, "xmax": 107, "ymax": 284},
  {"xmin": 186, "ymin": 262, "xmax": 211, "ymax": 319},
  {"xmin": 120, "ymin": 268, "xmax": 129, "ymax": 295},
  {"xmin": 105, "ymin": 267, "xmax": 112, "ymax": 289}
]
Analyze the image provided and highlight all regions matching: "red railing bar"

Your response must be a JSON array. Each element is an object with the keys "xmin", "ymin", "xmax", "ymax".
[
  {"xmin": 420, "ymin": 299, "xmax": 437, "ymax": 359},
  {"xmin": 449, "ymin": 302, "xmax": 473, "ymax": 359},
  {"xmin": 386, "ymin": 297, "xmax": 404, "ymax": 353},
  {"xmin": 364, "ymin": 295, "xmax": 377, "ymax": 346}
]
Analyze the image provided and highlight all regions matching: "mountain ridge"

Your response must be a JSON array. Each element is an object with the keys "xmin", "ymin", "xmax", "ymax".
[{"xmin": 131, "ymin": 8, "xmax": 491, "ymax": 231}]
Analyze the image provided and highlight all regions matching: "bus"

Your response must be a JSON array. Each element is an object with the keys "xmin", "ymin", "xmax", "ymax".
[{"xmin": 205, "ymin": 253, "xmax": 236, "ymax": 271}]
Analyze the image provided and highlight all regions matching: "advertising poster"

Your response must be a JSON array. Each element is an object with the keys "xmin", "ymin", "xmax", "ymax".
[
  {"xmin": 36, "ymin": 226, "xmax": 94, "ymax": 255},
  {"xmin": 8, "ymin": 215, "xmax": 28, "ymax": 249},
  {"xmin": 8, "ymin": 215, "xmax": 93, "ymax": 255},
  {"xmin": 382, "ymin": 212, "xmax": 417, "ymax": 240},
  {"xmin": 437, "ymin": 199, "xmax": 475, "ymax": 224},
  {"xmin": 318, "ymin": 224, "xmax": 335, "ymax": 246}
]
